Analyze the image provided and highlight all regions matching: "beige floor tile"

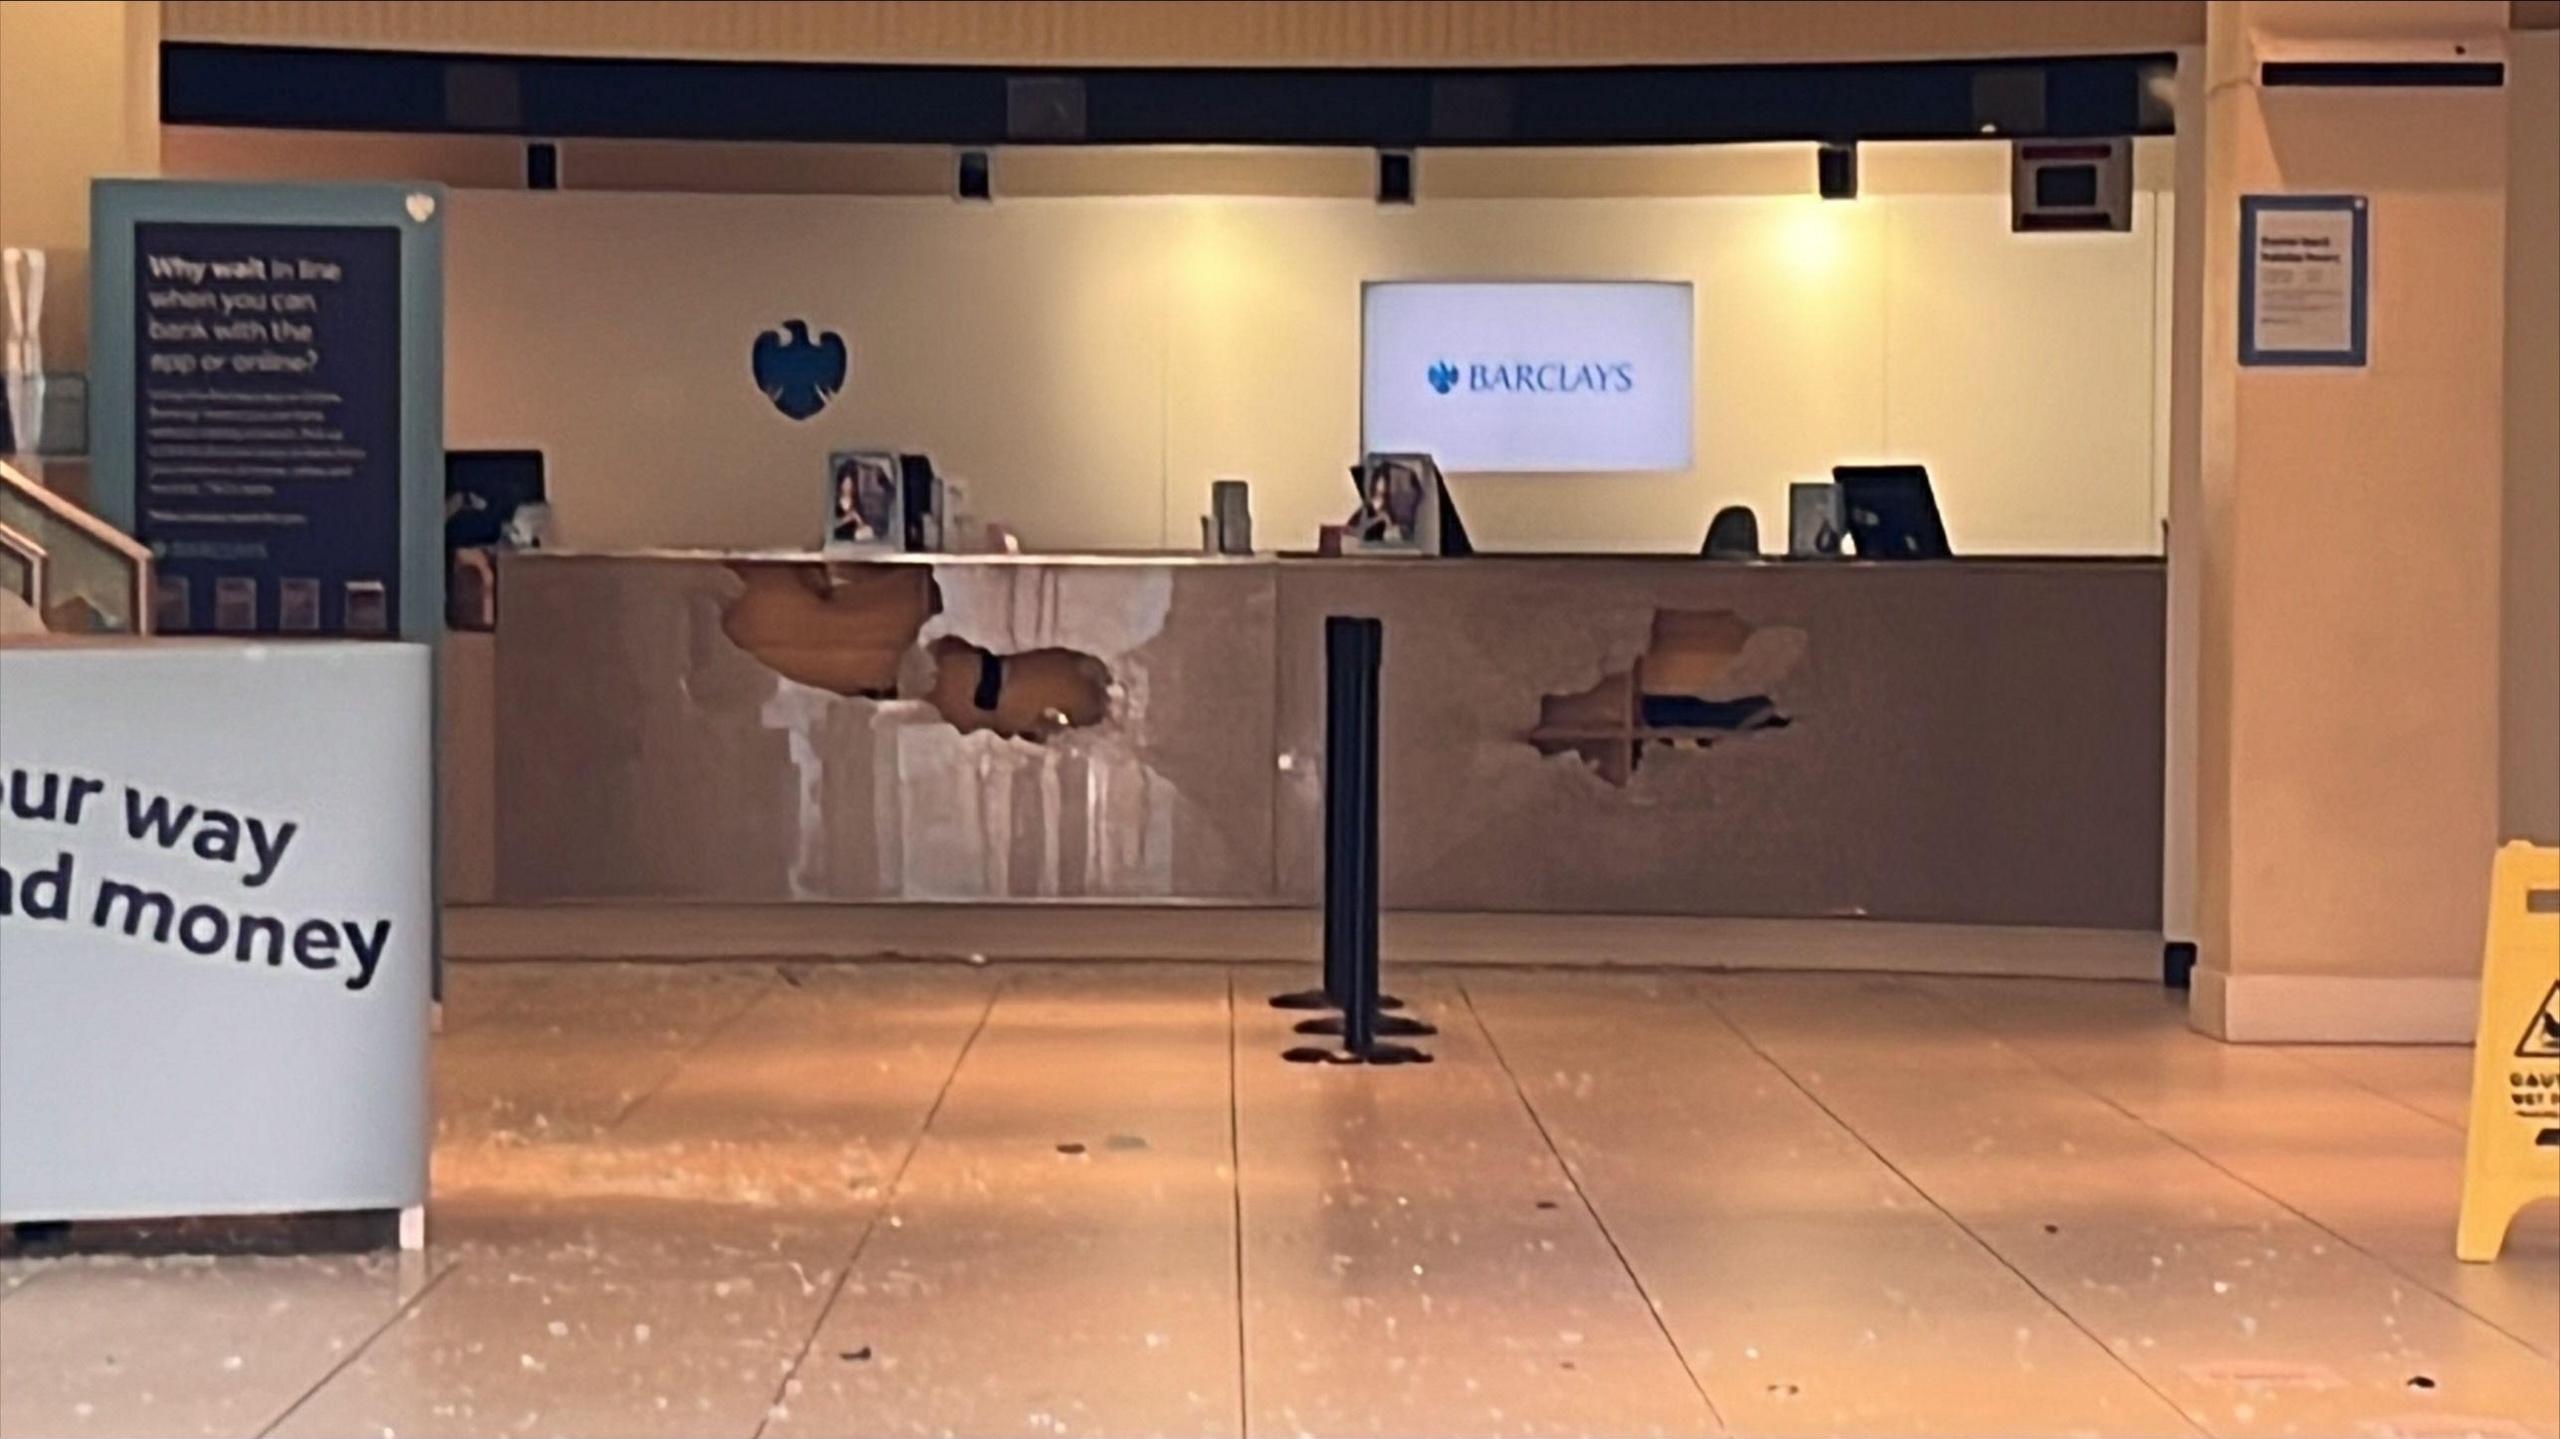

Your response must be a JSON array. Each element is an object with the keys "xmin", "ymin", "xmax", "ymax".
[
  {"xmin": 12, "ymin": 963, "xmax": 2552, "ymax": 1439},
  {"xmin": 267, "ymin": 966, "xmax": 1000, "ymax": 1438},
  {"xmin": 431, "ymin": 962, "xmax": 543, "ymax": 1031},
  {"xmin": 775, "ymin": 968, "xmax": 1242, "ymax": 1439},
  {"xmin": 1971, "ymin": 1221, "xmax": 2558, "ymax": 1439},
  {"xmin": 2268, "ymin": 1046, "xmax": 2473, "ymax": 1132},
  {"xmin": 1701, "ymin": 975, "xmax": 2289, "ymax": 1230},
  {"xmin": 1461, "ymin": 971, "xmax": 2198, "ymax": 1439},
  {"xmin": 1709, "ymin": 974, "xmax": 2559, "ymax": 1437},
  {"xmin": 433, "ymin": 963, "xmax": 776, "ymax": 1146},
  {"xmin": 428, "ymin": 964, "xmax": 995, "ymax": 1268},
  {"xmin": 0, "ymin": 1252, "xmax": 440, "ymax": 1439},
  {"xmin": 1909, "ymin": 977, "xmax": 2560, "ymax": 1360},
  {"xmin": 1233, "ymin": 970, "xmax": 1717, "ymax": 1439},
  {"xmin": 268, "ymin": 1259, "xmax": 827, "ymax": 1439}
]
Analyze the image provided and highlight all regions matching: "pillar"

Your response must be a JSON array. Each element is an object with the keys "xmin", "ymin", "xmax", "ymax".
[{"xmin": 2190, "ymin": 0, "xmax": 2514, "ymax": 1041}]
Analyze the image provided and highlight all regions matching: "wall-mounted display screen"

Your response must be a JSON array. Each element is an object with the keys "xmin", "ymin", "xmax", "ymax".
[{"xmin": 1361, "ymin": 281, "xmax": 1694, "ymax": 473}]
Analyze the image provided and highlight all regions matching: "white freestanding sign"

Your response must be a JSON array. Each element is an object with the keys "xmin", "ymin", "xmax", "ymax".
[{"xmin": 0, "ymin": 639, "xmax": 432, "ymax": 1225}]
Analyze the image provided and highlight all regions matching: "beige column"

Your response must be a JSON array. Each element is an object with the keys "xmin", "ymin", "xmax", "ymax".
[
  {"xmin": 2505, "ymin": 28, "xmax": 2560, "ymax": 849},
  {"xmin": 2190, "ymin": 0, "xmax": 2513, "ymax": 1041},
  {"xmin": 0, "ymin": 0, "xmax": 161, "ymax": 372}
]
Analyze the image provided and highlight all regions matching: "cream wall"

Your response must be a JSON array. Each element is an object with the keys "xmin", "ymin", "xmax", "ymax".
[
  {"xmin": 445, "ymin": 144, "xmax": 2170, "ymax": 556},
  {"xmin": 0, "ymin": 0, "xmax": 158, "ymax": 369}
]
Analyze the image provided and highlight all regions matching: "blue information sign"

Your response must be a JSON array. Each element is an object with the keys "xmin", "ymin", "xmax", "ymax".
[{"xmin": 129, "ymin": 222, "xmax": 404, "ymax": 635}]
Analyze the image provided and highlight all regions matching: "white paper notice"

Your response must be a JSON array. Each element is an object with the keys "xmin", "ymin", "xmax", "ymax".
[{"xmin": 2250, "ymin": 205, "xmax": 2359, "ymax": 357}]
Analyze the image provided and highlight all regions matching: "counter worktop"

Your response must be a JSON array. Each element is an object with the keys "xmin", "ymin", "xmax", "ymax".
[{"xmin": 512, "ymin": 547, "xmax": 2161, "ymax": 570}]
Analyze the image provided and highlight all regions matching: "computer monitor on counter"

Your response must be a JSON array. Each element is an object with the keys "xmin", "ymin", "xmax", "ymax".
[
  {"xmin": 898, "ymin": 454, "xmax": 941, "ymax": 552},
  {"xmin": 1834, "ymin": 464, "xmax": 1951, "ymax": 559}
]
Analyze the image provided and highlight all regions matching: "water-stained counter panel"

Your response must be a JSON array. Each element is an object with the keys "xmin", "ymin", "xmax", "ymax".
[
  {"xmin": 493, "ymin": 554, "xmax": 1278, "ymax": 902},
  {"xmin": 491, "ymin": 554, "xmax": 2159, "ymax": 925},
  {"xmin": 1272, "ymin": 559, "xmax": 2163, "ymax": 926}
]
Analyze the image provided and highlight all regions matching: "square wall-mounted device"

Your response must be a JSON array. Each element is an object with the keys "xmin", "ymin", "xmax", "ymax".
[{"xmin": 2011, "ymin": 138, "xmax": 2133, "ymax": 233}]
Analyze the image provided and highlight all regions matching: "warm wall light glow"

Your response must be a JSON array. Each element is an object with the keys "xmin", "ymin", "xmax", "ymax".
[
  {"xmin": 1774, "ymin": 199, "xmax": 1852, "ymax": 276},
  {"xmin": 1170, "ymin": 200, "xmax": 1248, "ymax": 297}
]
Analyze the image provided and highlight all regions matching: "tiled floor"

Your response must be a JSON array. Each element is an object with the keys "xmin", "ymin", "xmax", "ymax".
[{"xmin": 4, "ymin": 962, "xmax": 2555, "ymax": 1439}]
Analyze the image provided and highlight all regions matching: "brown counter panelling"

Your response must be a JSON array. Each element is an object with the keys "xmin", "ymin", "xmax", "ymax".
[
  {"xmin": 492, "ymin": 553, "xmax": 2162, "ymax": 928},
  {"xmin": 1270, "ymin": 559, "xmax": 2164, "ymax": 927}
]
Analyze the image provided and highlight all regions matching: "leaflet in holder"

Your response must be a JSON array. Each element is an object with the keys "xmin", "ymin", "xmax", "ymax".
[
  {"xmin": 898, "ymin": 453, "xmax": 945, "ymax": 553},
  {"xmin": 1345, "ymin": 453, "xmax": 1445, "ymax": 557},
  {"xmin": 824, "ymin": 450, "xmax": 904, "ymax": 554}
]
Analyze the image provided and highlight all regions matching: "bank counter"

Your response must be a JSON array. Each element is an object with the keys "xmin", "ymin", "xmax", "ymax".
[{"xmin": 487, "ymin": 550, "xmax": 2163, "ymax": 930}]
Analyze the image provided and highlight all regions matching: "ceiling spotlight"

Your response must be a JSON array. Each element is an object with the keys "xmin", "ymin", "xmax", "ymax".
[
  {"xmin": 1818, "ymin": 141, "xmax": 1859, "ymax": 201},
  {"xmin": 1377, "ymin": 150, "xmax": 1416, "ymax": 205}
]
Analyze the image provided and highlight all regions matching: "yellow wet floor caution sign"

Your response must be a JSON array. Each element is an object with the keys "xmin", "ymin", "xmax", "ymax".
[{"xmin": 2456, "ymin": 842, "xmax": 2560, "ymax": 1262}]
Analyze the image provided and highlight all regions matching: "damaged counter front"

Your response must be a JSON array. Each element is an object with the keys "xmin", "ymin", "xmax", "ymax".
[{"xmin": 484, "ymin": 551, "xmax": 2163, "ymax": 928}]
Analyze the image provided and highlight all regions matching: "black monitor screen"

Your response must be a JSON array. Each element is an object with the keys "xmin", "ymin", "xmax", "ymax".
[
  {"xmin": 445, "ymin": 450, "xmax": 545, "ymax": 552},
  {"xmin": 1833, "ymin": 465, "xmax": 1951, "ymax": 559},
  {"xmin": 2036, "ymin": 164, "xmax": 2101, "ymax": 209}
]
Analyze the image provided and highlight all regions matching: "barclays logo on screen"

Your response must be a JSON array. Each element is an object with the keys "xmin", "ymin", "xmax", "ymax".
[{"xmin": 1426, "ymin": 359, "xmax": 1636, "ymax": 396}]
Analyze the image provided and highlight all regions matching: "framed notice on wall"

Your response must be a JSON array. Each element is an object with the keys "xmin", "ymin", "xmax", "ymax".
[
  {"xmin": 2240, "ymin": 194, "xmax": 2369, "ymax": 368},
  {"xmin": 89, "ymin": 182, "xmax": 445, "ymax": 640}
]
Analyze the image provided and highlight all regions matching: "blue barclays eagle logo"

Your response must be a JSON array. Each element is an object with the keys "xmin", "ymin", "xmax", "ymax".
[
  {"xmin": 1427, "ymin": 360, "xmax": 1460, "ymax": 395},
  {"xmin": 752, "ymin": 319, "xmax": 847, "ymax": 421}
]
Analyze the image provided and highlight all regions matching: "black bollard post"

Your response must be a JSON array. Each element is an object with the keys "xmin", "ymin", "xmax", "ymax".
[
  {"xmin": 1292, "ymin": 624, "xmax": 1432, "ymax": 1040},
  {"xmin": 1272, "ymin": 617, "xmax": 1404, "ymax": 1015},
  {"xmin": 1347, "ymin": 618, "xmax": 1427, "ymax": 1061},
  {"xmin": 1344, "ymin": 617, "xmax": 1381, "ymax": 1059},
  {"xmin": 1271, "ymin": 619, "xmax": 1357, "ymax": 1012},
  {"xmin": 1285, "ymin": 618, "xmax": 1429, "ymax": 1065}
]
